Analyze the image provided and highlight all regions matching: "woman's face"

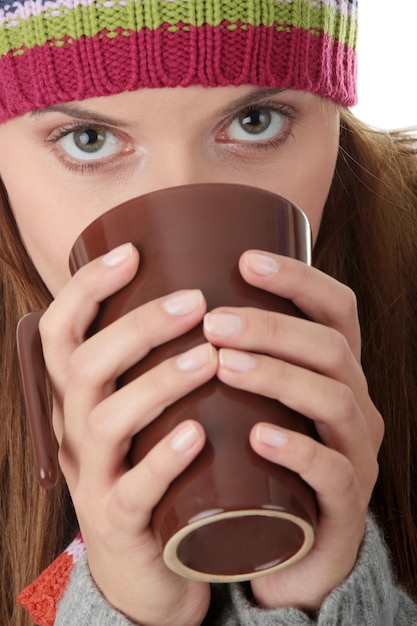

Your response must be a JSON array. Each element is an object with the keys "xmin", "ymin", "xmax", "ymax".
[{"xmin": 0, "ymin": 86, "xmax": 339, "ymax": 296}]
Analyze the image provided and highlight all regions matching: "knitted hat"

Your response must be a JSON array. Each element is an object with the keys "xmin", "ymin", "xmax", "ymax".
[{"xmin": 0, "ymin": 0, "xmax": 358, "ymax": 123}]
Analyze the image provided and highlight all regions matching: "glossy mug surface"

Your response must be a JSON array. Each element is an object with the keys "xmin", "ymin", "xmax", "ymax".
[{"xmin": 69, "ymin": 183, "xmax": 317, "ymax": 582}]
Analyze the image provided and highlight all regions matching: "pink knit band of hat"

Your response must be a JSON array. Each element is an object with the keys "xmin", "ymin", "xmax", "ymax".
[{"xmin": 0, "ymin": 0, "xmax": 358, "ymax": 123}]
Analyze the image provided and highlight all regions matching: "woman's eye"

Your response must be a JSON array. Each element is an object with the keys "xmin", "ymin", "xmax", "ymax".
[
  {"xmin": 58, "ymin": 126, "xmax": 124, "ymax": 161},
  {"xmin": 225, "ymin": 107, "xmax": 287, "ymax": 143}
]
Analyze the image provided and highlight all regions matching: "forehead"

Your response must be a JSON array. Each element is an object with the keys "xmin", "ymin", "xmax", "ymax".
[
  {"xmin": 27, "ymin": 86, "xmax": 331, "ymax": 127},
  {"xmin": 29, "ymin": 86, "xmax": 285, "ymax": 122}
]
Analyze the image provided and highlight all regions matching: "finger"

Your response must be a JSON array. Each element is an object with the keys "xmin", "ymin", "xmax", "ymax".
[
  {"xmin": 65, "ymin": 288, "xmax": 207, "ymax": 423},
  {"xmin": 61, "ymin": 343, "xmax": 217, "ymax": 490},
  {"xmin": 250, "ymin": 423, "xmax": 373, "ymax": 517},
  {"xmin": 60, "ymin": 289, "xmax": 206, "ymax": 461},
  {"xmin": 249, "ymin": 425, "xmax": 369, "ymax": 613},
  {"xmin": 204, "ymin": 306, "xmax": 364, "ymax": 392},
  {"xmin": 204, "ymin": 309, "xmax": 384, "ymax": 453},
  {"xmin": 105, "ymin": 420, "xmax": 206, "ymax": 531},
  {"xmin": 40, "ymin": 243, "xmax": 139, "ymax": 393},
  {"xmin": 239, "ymin": 251, "xmax": 361, "ymax": 360},
  {"xmin": 217, "ymin": 348, "xmax": 383, "ymax": 474}
]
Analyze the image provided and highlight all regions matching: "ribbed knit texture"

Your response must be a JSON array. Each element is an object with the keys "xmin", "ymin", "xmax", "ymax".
[
  {"xmin": 0, "ymin": 0, "xmax": 358, "ymax": 122},
  {"xmin": 17, "ymin": 534, "xmax": 85, "ymax": 626},
  {"xmin": 17, "ymin": 515, "xmax": 417, "ymax": 626}
]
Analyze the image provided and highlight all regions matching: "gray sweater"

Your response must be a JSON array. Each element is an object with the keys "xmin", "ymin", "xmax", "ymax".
[{"xmin": 55, "ymin": 515, "xmax": 417, "ymax": 625}]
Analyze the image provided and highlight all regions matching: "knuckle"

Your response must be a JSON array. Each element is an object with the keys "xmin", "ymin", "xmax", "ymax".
[
  {"xmin": 112, "ymin": 481, "xmax": 138, "ymax": 517},
  {"xmin": 132, "ymin": 306, "xmax": 147, "ymax": 339},
  {"xmin": 57, "ymin": 440, "xmax": 76, "ymax": 484},
  {"xmin": 132, "ymin": 307, "xmax": 153, "ymax": 352},
  {"xmin": 86, "ymin": 398, "xmax": 126, "ymax": 448},
  {"xmin": 367, "ymin": 457, "xmax": 380, "ymax": 490},
  {"xmin": 73, "ymin": 261, "xmax": 102, "ymax": 293},
  {"xmin": 269, "ymin": 358, "xmax": 290, "ymax": 390},
  {"xmin": 87, "ymin": 404, "xmax": 111, "ymax": 442},
  {"xmin": 38, "ymin": 311, "xmax": 58, "ymax": 345},
  {"xmin": 261, "ymin": 310, "xmax": 281, "ymax": 343},
  {"xmin": 327, "ymin": 329, "xmax": 351, "ymax": 370},
  {"xmin": 297, "ymin": 437, "xmax": 320, "ymax": 475},
  {"xmin": 57, "ymin": 445, "xmax": 69, "ymax": 475},
  {"xmin": 144, "ymin": 366, "xmax": 169, "ymax": 402},
  {"xmin": 334, "ymin": 458, "xmax": 357, "ymax": 496},
  {"xmin": 141, "ymin": 450, "xmax": 172, "ymax": 487},
  {"xmin": 68, "ymin": 346, "xmax": 100, "ymax": 387},
  {"xmin": 334, "ymin": 383, "xmax": 357, "ymax": 422},
  {"xmin": 373, "ymin": 410, "xmax": 385, "ymax": 449},
  {"xmin": 340, "ymin": 285, "xmax": 359, "ymax": 320},
  {"xmin": 281, "ymin": 259, "xmax": 310, "ymax": 300},
  {"xmin": 292, "ymin": 258, "xmax": 310, "ymax": 288}
]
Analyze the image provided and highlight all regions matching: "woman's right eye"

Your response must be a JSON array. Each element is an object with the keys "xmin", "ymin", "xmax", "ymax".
[
  {"xmin": 44, "ymin": 122, "xmax": 135, "ymax": 174},
  {"xmin": 57, "ymin": 126, "xmax": 125, "ymax": 161}
]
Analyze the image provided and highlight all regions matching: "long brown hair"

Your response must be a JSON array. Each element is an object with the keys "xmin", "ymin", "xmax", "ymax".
[
  {"xmin": 0, "ymin": 182, "xmax": 76, "ymax": 625},
  {"xmin": 314, "ymin": 110, "xmax": 417, "ymax": 595},
  {"xmin": 0, "ymin": 109, "xmax": 416, "ymax": 625}
]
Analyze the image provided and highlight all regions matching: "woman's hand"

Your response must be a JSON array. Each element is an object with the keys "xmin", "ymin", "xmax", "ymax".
[
  {"xmin": 203, "ymin": 250, "xmax": 385, "ymax": 614},
  {"xmin": 39, "ymin": 244, "xmax": 215, "ymax": 626}
]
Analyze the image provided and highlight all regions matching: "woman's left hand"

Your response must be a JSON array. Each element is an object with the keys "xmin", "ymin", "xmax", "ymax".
[{"xmin": 203, "ymin": 250, "xmax": 385, "ymax": 614}]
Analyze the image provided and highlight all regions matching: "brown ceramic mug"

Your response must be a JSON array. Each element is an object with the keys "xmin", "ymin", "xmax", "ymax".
[
  {"xmin": 67, "ymin": 183, "xmax": 317, "ymax": 582},
  {"xmin": 17, "ymin": 183, "xmax": 317, "ymax": 581}
]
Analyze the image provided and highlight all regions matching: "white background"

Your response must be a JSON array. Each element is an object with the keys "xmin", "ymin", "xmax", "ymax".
[{"xmin": 352, "ymin": 0, "xmax": 417, "ymax": 129}]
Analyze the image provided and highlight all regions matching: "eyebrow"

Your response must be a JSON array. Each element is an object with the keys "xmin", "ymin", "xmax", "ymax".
[
  {"xmin": 31, "ymin": 103, "xmax": 130, "ymax": 127},
  {"xmin": 30, "ymin": 87, "xmax": 287, "ymax": 126},
  {"xmin": 219, "ymin": 87, "xmax": 287, "ymax": 117}
]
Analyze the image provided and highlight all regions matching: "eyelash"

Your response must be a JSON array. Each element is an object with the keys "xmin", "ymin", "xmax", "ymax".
[
  {"xmin": 45, "ymin": 123, "xmax": 129, "ymax": 174},
  {"xmin": 44, "ymin": 102, "xmax": 297, "ymax": 174},
  {"xmin": 219, "ymin": 102, "xmax": 297, "ymax": 151}
]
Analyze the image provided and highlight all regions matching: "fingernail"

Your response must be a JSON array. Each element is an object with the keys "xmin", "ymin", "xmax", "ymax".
[
  {"xmin": 176, "ymin": 343, "xmax": 213, "ymax": 371},
  {"xmin": 255, "ymin": 424, "xmax": 288, "ymax": 447},
  {"xmin": 163, "ymin": 290, "xmax": 203, "ymax": 316},
  {"xmin": 219, "ymin": 349, "xmax": 256, "ymax": 372},
  {"xmin": 245, "ymin": 252, "xmax": 278, "ymax": 276},
  {"xmin": 170, "ymin": 422, "xmax": 200, "ymax": 452},
  {"xmin": 102, "ymin": 243, "xmax": 133, "ymax": 267},
  {"xmin": 204, "ymin": 312, "xmax": 242, "ymax": 338}
]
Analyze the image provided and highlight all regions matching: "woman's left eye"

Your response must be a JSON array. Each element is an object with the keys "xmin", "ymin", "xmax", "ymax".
[
  {"xmin": 222, "ymin": 106, "xmax": 291, "ymax": 145},
  {"xmin": 50, "ymin": 125, "xmax": 125, "ymax": 162}
]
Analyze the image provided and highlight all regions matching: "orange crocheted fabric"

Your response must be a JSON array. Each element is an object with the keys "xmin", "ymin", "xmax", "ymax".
[{"xmin": 17, "ymin": 534, "xmax": 85, "ymax": 626}]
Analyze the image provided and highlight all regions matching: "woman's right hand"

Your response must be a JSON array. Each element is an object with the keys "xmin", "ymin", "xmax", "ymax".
[{"xmin": 39, "ymin": 243, "xmax": 216, "ymax": 626}]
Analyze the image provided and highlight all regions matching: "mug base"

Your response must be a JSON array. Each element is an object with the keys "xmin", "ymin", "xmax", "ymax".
[{"xmin": 162, "ymin": 508, "xmax": 315, "ymax": 582}]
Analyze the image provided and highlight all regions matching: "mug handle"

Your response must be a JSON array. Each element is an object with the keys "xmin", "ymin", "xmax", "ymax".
[{"xmin": 16, "ymin": 311, "xmax": 58, "ymax": 488}]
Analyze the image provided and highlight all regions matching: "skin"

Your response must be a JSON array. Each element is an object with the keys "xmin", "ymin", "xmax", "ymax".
[{"xmin": 0, "ymin": 86, "xmax": 383, "ymax": 625}]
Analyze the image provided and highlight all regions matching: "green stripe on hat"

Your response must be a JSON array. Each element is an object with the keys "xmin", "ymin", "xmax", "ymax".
[{"xmin": 0, "ymin": 0, "xmax": 358, "ymax": 57}]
